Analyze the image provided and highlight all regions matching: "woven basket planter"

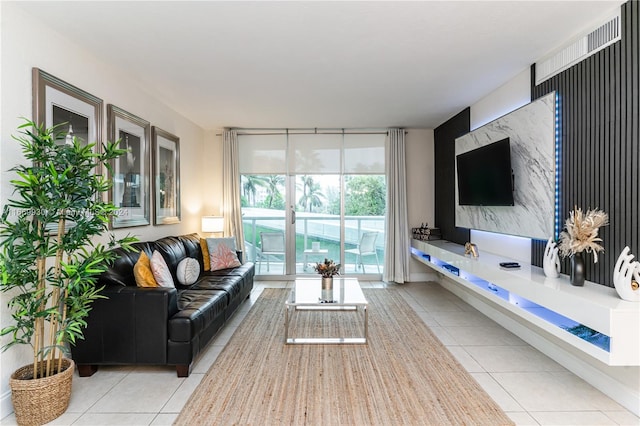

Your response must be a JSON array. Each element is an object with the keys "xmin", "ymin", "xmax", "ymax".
[{"xmin": 10, "ymin": 358, "xmax": 74, "ymax": 426}]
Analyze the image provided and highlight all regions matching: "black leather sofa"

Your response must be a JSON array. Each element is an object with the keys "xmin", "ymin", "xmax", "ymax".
[{"xmin": 70, "ymin": 233, "xmax": 254, "ymax": 377}]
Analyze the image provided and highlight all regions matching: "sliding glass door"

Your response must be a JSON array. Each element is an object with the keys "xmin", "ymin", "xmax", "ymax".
[
  {"xmin": 294, "ymin": 174, "xmax": 340, "ymax": 274},
  {"xmin": 239, "ymin": 130, "xmax": 386, "ymax": 278},
  {"xmin": 241, "ymin": 174, "xmax": 287, "ymax": 275}
]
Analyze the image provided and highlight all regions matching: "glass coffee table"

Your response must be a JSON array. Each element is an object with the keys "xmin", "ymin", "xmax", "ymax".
[{"xmin": 284, "ymin": 278, "xmax": 368, "ymax": 344}]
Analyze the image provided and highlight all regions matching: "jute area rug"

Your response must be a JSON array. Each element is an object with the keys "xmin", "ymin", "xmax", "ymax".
[{"xmin": 175, "ymin": 288, "xmax": 513, "ymax": 425}]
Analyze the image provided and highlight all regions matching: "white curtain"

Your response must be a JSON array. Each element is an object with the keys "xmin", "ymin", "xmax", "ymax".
[
  {"xmin": 222, "ymin": 129, "xmax": 246, "ymax": 255},
  {"xmin": 383, "ymin": 128, "xmax": 410, "ymax": 283}
]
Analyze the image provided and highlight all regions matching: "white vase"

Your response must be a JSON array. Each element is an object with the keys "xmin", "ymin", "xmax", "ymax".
[
  {"xmin": 543, "ymin": 238, "xmax": 560, "ymax": 278},
  {"xmin": 613, "ymin": 247, "xmax": 640, "ymax": 302}
]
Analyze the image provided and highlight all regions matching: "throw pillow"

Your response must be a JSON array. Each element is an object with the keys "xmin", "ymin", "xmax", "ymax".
[
  {"xmin": 200, "ymin": 238, "xmax": 210, "ymax": 271},
  {"xmin": 206, "ymin": 237, "xmax": 241, "ymax": 271},
  {"xmin": 150, "ymin": 250, "xmax": 175, "ymax": 288},
  {"xmin": 133, "ymin": 251, "xmax": 158, "ymax": 288},
  {"xmin": 177, "ymin": 257, "xmax": 200, "ymax": 286}
]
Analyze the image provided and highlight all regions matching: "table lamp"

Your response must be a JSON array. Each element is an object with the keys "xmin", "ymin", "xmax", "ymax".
[{"xmin": 201, "ymin": 216, "xmax": 224, "ymax": 237}]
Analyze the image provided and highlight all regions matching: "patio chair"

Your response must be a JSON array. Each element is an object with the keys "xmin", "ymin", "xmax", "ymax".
[
  {"xmin": 345, "ymin": 231, "xmax": 380, "ymax": 273},
  {"xmin": 258, "ymin": 231, "xmax": 285, "ymax": 273}
]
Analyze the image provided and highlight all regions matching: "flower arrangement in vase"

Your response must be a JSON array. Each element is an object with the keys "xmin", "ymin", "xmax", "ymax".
[
  {"xmin": 558, "ymin": 207, "xmax": 609, "ymax": 286},
  {"xmin": 314, "ymin": 258, "xmax": 341, "ymax": 278}
]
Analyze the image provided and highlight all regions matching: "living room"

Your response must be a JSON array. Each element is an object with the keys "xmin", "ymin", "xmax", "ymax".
[{"xmin": 1, "ymin": 1, "xmax": 639, "ymax": 425}]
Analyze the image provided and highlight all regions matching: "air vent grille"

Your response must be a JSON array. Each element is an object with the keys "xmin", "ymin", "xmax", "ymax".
[{"xmin": 535, "ymin": 12, "xmax": 620, "ymax": 85}]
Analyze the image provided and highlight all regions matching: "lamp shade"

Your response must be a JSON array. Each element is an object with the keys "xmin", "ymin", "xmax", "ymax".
[{"xmin": 201, "ymin": 216, "xmax": 224, "ymax": 233}]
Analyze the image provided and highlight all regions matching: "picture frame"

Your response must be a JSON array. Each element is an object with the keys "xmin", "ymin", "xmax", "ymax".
[
  {"xmin": 152, "ymin": 127, "xmax": 181, "ymax": 225},
  {"xmin": 32, "ymin": 68, "xmax": 103, "ymax": 234},
  {"xmin": 107, "ymin": 105, "xmax": 151, "ymax": 228},
  {"xmin": 32, "ymin": 68, "xmax": 102, "ymax": 150}
]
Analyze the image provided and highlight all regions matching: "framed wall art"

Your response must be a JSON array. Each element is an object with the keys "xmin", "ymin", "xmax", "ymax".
[
  {"xmin": 32, "ymin": 68, "xmax": 102, "ymax": 149},
  {"xmin": 152, "ymin": 127, "xmax": 181, "ymax": 225},
  {"xmin": 107, "ymin": 105, "xmax": 151, "ymax": 228}
]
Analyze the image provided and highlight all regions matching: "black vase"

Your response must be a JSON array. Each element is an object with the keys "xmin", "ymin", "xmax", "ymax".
[{"xmin": 570, "ymin": 252, "xmax": 586, "ymax": 286}]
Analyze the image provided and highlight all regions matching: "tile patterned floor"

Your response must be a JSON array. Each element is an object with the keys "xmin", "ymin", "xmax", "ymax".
[{"xmin": 1, "ymin": 281, "xmax": 638, "ymax": 425}]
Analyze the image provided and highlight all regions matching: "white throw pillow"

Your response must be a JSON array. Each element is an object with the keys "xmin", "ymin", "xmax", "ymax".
[
  {"xmin": 177, "ymin": 257, "xmax": 200, "ymax": 286},
  {"xmin": 150, "ymin": 250, "xmax": 175, "ymax": 288}
]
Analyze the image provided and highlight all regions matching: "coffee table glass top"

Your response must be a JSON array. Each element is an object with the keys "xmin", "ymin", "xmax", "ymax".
[{"xmin": 289, "ymin": 278, "xmax": 368, "ymax": 306}]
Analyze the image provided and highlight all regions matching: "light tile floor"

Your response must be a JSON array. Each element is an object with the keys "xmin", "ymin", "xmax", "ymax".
[{"xmin": 2, "ymin": 281, "xmax": 639, "ymax": 425}]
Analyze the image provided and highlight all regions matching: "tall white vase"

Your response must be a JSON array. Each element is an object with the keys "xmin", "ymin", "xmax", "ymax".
[
  {"xmin": 543, "ymin": 238, "xmax": 560, "ymax": 278},
  {"xmin": 613, "ymin": 247, "xmax": 640, "ymax": 302}
]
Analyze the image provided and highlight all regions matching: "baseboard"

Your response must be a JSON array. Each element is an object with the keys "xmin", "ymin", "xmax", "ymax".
[
  {"xmin": 440, "ymin": 278, "xmax": 640, "ymax": 417},
  {"xmin": 1, "ymin": 390, "xmax": 12, "ymax": 420}
]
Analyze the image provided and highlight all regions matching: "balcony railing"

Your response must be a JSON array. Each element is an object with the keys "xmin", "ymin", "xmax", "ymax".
[{"xmin": 241, "ymin": 208, "xmax": 384, "ymax": 274}]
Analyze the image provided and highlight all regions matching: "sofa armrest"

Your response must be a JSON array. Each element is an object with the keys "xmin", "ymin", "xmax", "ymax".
[{"xmin": 71, "ymin": 286, "xmax": 178, "ymax": 365}]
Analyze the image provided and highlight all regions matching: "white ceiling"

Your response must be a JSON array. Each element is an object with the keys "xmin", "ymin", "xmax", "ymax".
[{"xmin": 14, "ymin": 1, "xmax": 623, "ymax": 130}]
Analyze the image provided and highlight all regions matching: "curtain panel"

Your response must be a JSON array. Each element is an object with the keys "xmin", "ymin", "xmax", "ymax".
[
  {"xmin": 384, "ymin": 129, "xmax": 410, "ymax": 283},
  {"xmin": 222, "ymin": 129, "xmax": 246, "ymax": 254}
]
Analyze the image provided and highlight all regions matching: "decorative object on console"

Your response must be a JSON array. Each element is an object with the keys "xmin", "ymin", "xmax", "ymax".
[
  {"xmin": 464, "ymin": 242, "xmax": 479, "ymax": 258},
  {"xmin": 558, "ymin": 207, "xmax": 609, "ymax": 286},
  {"xmin": 543, "ymin": 238, "xmax": 561, "ymax": 278},
  {"xmin": 570, "ymin": 252, "xmax": 586, "ymax": 287},
  {"xmin": 411, "ymin": 223, "xmax": 441, "ymax": 241},
  {"xmin": 613, "ymin": 247, "xmax": 640, "ymax": 302}
]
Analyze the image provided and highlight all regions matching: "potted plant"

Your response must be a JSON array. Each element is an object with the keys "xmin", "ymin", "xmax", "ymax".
[
  {"xmin": 0, "ymin": 120, "xmax": 136, "ymax": 425},
  {"xmin": 557, "ymin": 207, "xmax": 608, "ymax": 286}
]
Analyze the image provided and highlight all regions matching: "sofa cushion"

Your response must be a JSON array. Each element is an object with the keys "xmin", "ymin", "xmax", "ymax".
[
  {"xmin": 175, "ymin": 233, "xmax": 206, "ymax": 273},
  {"xmin": 200, "ymin": 238, "xmax": 211, "ymax": 271},
  {"xmin": 177, "ymin": 258, "xmax": 199, "ymax": 286},
  {"xmin": 169, "ymin": 290, "xmax": 229, "ymax": 342},
  {"xmin": 134, "ymin": 251, "xmax": 158, "ymax": 287},
  {"xmin": 190, "ymin": 276, "xmax": 244, "ymax": 299},
  {"xmin": 204, "ymin": 262, "xmax": 255, "ymax": 279},
  {"xmin": 99, "ymin": 242, "xmax": 157, "ymax": 287},
  {"xmin": 151, "ymin": 250, "xmax": 175, "ymax": 288},
  {"xmin": 206, "ymin": 238, "xmax": 241, "ymax": 271}
]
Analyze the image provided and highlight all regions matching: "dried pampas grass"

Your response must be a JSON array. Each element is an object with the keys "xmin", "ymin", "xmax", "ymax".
[{"xmin": 558, "ymin": 207, "xmax": 609, "ymax": 263}]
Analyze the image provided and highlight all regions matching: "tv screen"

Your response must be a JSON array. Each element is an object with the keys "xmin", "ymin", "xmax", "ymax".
[{"xmin": 456, "ymin": 138, "xmax": 514, "ymax": 206}]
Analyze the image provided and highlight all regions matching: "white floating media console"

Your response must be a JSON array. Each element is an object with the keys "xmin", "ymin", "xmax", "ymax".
[{"xmin": 411, "ymin": 239, "xmax": 640, "ymax": 366}]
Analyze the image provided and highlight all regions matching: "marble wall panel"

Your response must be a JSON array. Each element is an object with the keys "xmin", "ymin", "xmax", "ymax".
[{"xmin": 455, "ymin": 92, "xmax": 555, "ymax": 239}]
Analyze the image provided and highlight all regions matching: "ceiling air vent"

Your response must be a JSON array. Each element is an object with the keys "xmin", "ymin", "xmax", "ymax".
[{"xmin": 535, "ymin": 11, "xmax": 621, "ymax": 85}]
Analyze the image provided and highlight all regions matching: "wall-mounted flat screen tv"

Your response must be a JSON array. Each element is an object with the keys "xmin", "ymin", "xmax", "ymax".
[{"xmin": 456, "ymin": 137, "xmax": 514, "ymax": 206}]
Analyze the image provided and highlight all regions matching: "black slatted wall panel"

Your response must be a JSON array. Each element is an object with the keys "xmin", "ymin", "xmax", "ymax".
[
  {"xmin": 434, "ymin": 108, "xmax": 471, "ymax": 245},
  {"xmin": 531, "ymin": 0, "xmax": 639, "ymax": 287}
]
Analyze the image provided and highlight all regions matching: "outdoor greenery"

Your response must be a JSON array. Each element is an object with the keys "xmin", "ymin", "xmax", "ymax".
[
  {"xmin": 240, "ymin": 174, "xmax": 386, "ymax": 216},
  {"xmin": 0, "ymin": 120, "xmax": 137, "ymax": 378},
  {"xmin": 340, "ymin": 175, "xmax": 386, "ymax": 216}
]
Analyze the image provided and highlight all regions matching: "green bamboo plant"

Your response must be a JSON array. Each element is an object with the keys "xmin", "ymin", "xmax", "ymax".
[{"xmin": 0, "ymin": 119, "xmax": 137, "ymax": 379}]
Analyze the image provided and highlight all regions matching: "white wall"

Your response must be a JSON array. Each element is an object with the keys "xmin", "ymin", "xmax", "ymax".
[
  {"xmin": 0, "ymin": 4, "xmax": 207, "ymax": 417},
  {"xmin": 470, "ymin": 68, "xmax": 531, "ymax": 130},
  {"xmin": 405, "ymin": 129, "xmax": 437, "ymax": 281},
  {"xmin": 202, "ymin": 130, "xmax": 224, "ymax": 217}
]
